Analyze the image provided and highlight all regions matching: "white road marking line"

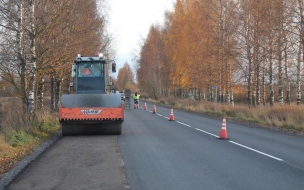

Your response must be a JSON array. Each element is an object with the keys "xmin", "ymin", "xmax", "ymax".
[
  {"xmin": 176, "ymin": 121, "xmax": 192, "ymax": 128},
  {"xmin": 195, "ymin": 128, "xmax": 219, "ymax": 138},
  {"xmin": 157, "ymin": 114, "xmax": 163, "ymax": 117},
  {"xmin": 164, "ymin": 116, "xmax": 169, "ymax": 119},
  {"xmin": 229, "ymin": 141, "xmax": 284, "ymax": 161}
]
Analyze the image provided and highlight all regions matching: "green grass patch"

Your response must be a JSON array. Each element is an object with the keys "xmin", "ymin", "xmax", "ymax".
[
  {"xmin": 284, "ymin": 123, "xmax": 297, "ymax": 130},
  {"xmin": 0, "ymin": 110, "xmax": 60, "ymax": 175},
  {"xmin": 5, "ymin": 130, "xmax": 35, "ymax": 148}
]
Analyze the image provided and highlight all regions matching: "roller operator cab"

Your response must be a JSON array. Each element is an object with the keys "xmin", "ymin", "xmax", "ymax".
[{"xmin": 59, "ymin": 54, "xmax": 123, "ymax": 135}]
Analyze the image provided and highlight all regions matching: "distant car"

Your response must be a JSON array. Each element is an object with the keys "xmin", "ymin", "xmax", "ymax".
[{"xmin": 121, "ymin": 93, "xmax": 125, "ymax": 101}]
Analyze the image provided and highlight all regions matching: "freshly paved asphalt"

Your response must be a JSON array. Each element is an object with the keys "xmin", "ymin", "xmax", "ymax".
[{"xmin": 119, "ymin": 101, "xmax": 304, "ymax": 190}]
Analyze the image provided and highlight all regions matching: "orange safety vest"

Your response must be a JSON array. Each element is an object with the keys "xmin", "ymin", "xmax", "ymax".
[{"xmin": 83, "ymin": 68, "xmax": 89, "ymax": 75}]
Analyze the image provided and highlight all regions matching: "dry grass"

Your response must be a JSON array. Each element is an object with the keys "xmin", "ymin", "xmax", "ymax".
[
  {"xmin": 146, "ymin": 97, "xmax": 304, "ymax": 132},
  {"xmin": 0, "ymin": 97, "xmax": 60, "ymax": 176},
  {"xmin": 0, "ymin": 136, "xmax": 14, "ymax": 157}
]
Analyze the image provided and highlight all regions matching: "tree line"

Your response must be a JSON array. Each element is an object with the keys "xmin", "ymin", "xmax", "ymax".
[
  {"xmin": 0, "ymin": 0, "xmax": 113, "ymax": 113},
  {"xmin": 115, "ymin": 62, "xmax": 137, "ymax": 93},
  {"xmin": 137, "ymin": 0, "xmax": 304, "ymax": 107}
]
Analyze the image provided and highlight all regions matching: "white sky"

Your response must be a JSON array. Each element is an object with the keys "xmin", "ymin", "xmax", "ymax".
[{"xmin": 108, "ymin": 0, "xmax": 175, "ymax": 74}]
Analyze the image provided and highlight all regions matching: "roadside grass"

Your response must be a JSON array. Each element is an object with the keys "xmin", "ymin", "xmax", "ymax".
[
  {"xmin": 0, "ymin": 98, "xmax": 60, "ymax": 176},
  {"xmin": 144, "ymin": 97, "xmax": 304, "ymax": 133}
]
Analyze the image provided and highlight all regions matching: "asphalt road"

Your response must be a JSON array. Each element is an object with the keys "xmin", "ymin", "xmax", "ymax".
[
  {"xmin": 3, "ymin": 100, "xmax": 304, "ymax": 190},
  {"xmin": 5, "ymin": 136, "xmax": 129, "ymax": 190},
  {"xmin": 119, "ymin": 101, "xmax": 304, "ymax": 190}
]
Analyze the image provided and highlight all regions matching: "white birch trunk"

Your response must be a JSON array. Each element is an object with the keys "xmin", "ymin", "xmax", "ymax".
[
  {"xmin": 55, "ymin": 78, "xmax": 62, "ymax": 111},
  {"xmin": 278, "ymin": 50, "xmax": 283, "ymax": 106},
  {"xmin": 27, "ymin": 0, "xmax": 36, "ymax": 114},
  {"xmin": 285, "ymin": 46, "xmax": 290, "ymax": 106},
  {"xmin": 230, "ymin": 90, "xmax": 234, "ymax": 107},
  {"xmin": 18, "ymin": 2, "xmax": 26, "ymax": 110},
  {"xmin": 226, "ymin": 60, "xmax": 231, "ymax": 105},
  {"xmin": 37, "ymin": 78, "xmax": 44, "ymax": 109},
  {"xmin": 298, "ymin": 0, "xmax": 304, "ymax": 107},
  {"xmin": 278, "ymin": 2, "xmax": 284, "ymax": 106},
  {"xmin": 269, "ymin": 40, "xmax": 274, "ymax": 107},
  {"xmin": 51, "ymin": 76, "xmax": 56, "ymax": 110},
  {"xmin": 262, "ymin": 62, "xmax": 266, "ymax": 106},
  {"xmin": 297, "ymin": 43, "xmax": 302, "ymax": 107}
]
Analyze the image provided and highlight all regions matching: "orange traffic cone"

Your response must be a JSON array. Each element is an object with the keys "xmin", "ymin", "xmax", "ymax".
[
  {"xmin": 144, "ymin": 102, "xmax": 147, "ymax": 110},
  {"xmin": 169, "ymin": 108, "xmax": 175, "ymax": 121},
  {"xmin": 152, "ymin": 105, "xmax": 156, "ymax": 114},
  {"xmin": 218, "ymin": 116, "xmax": 229, "ymax": 140}
]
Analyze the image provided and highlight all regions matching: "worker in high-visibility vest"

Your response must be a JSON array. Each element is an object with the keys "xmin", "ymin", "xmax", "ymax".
[{"xmin": 133, "ymin": 92, "xmax": 140, "ymax": 109}]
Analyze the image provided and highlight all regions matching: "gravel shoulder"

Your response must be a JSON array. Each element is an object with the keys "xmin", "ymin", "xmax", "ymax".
[
  {"xmin": 0, "ymin": 133, "xmax": 129, "ymax": 190},
  {"xmin": 0, "ymin": 133, "xmax": 61, "ymax": 190}
]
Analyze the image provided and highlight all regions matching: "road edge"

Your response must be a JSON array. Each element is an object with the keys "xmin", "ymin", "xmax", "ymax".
[{"xmin": 0, "ymin": 132, "xmax": 62, "ymax": 190}]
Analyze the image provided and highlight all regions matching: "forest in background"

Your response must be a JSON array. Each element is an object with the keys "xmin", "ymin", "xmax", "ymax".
[{"xmin": 137, "ymin": 0, "xmax": 304, "ymax": 108}]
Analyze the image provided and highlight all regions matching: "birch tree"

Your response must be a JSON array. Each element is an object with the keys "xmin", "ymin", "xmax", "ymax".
[{"xmin": 297, "ymin": 0, "xmax": 304, "ymax": 106}]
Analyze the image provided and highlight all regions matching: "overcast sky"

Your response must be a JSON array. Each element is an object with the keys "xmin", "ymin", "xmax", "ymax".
[{"xmin": 108, "ymin": 0, "xmax": 175, "ymax": 76}]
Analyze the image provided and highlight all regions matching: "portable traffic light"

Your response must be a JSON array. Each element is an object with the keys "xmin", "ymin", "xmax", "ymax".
[{"xmin": 112, "ymin": 62, "xmax": 116, "ymax": 72}]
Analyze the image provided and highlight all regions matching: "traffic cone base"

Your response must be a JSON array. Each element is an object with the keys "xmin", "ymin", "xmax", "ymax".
[
  {"xmin": 152, "ymin": 105, "xmax": 156, "ymax": 114},
  {"xmin": 217, "ymin": 117, "xmax": 229, "ymax": 140},
  {"xmin": 169, "ymin": 108, "xmax": 174, "ymax": 121},
  {"xmin": 217, "ymin": 131, "xmax": 229, "ymax": 140}
]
